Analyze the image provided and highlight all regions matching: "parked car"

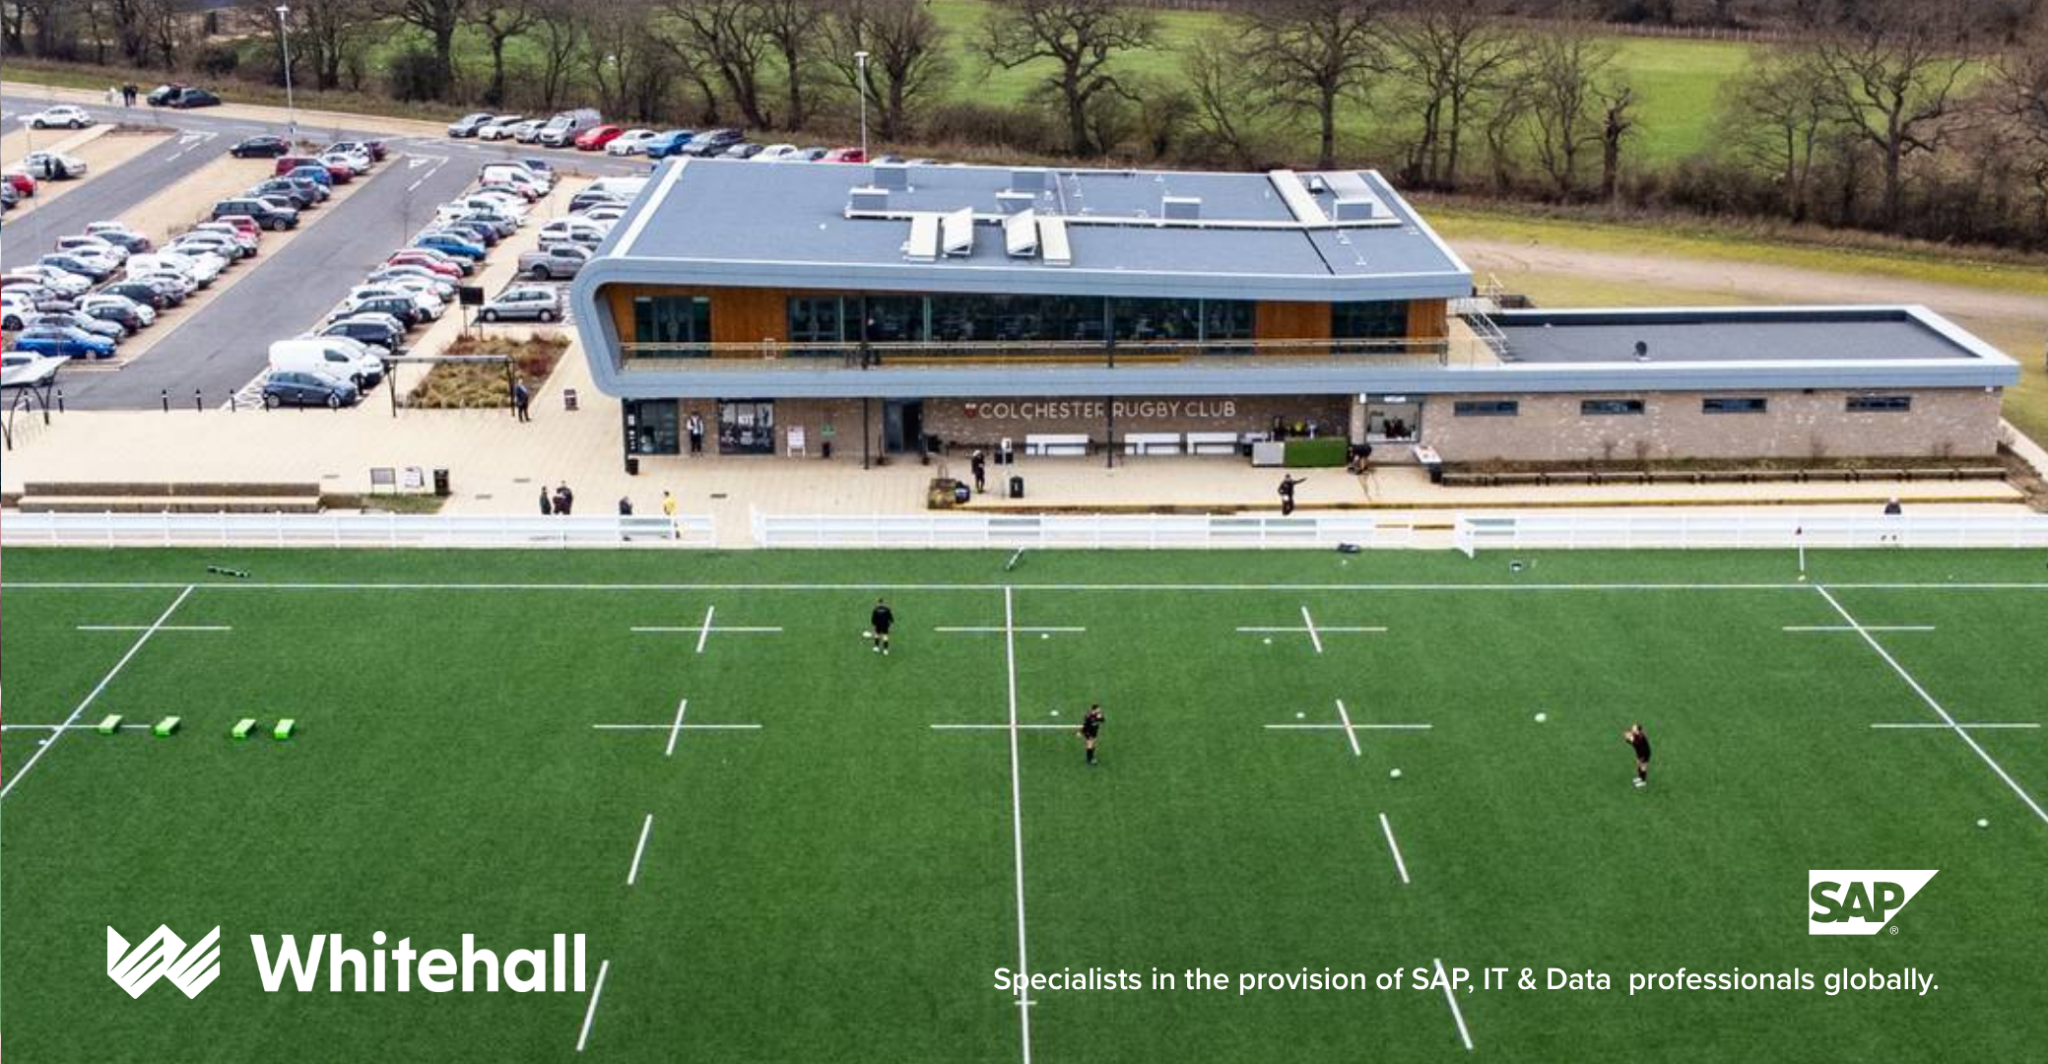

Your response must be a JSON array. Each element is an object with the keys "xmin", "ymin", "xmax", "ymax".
[
  {"xmin": 249, "ymin": 177, "xmax": 317, "ymax": 209},
  {"xmin": 430, "ymin": 219, "xmax": 500, "ymax": 248},
  {"xmin": 83, "ymin": 220, "xmax": 149, "ymax": 251},
  {"xmin": 677, "ymin": 129, "xmax": 744, "ymax": 157},
  {"xmin": 475, "ymin": 180, "xmax": 541, "ymax": 204},
  {"xmin": 14, "ymin": 324, "xmax": 116, "ymax": 360},
  {"xmin": 605, "ymin": 129, "xmax": 660, "ymax": 156},
  {"xmin": 322, "ymin": 146, "xmax": 374, "ymax": 171},
  {"xmin": 331, "ymin": 139, "xmax": 387, "ymax": 162},
  {"xmin": 480, "ymin": 285, "xmax": 564, "ymax": 323},
  {"xmin": 270, "ymin": 338, "xmax": 385, "ymax": 388},
  {"xmin": 536, "ymin": 108, "xmax": 602, "ymax": 148},
  {"xmin": 192, "ymin": 220, "xmax": 259, "ymax": 252},
  {"xmin": 211, "ymin": 215, "xmax": 265, "ymax": 241},
  {"xmin": 39, "ymin": 252, "xmax": 118, "ymax": 283},
  {"xmin": 21, "ymin": 151, "xmax": 86, "ymax": 180},
  {"xmin": 476, "ymin": 115, "xmax": 527, "ymax": 141},
  {"xmin": 213, "ymin": 197, "xmax": 298, "ymax": 231},
  {"xmin": 315, "ymin": 158, "xmax": 356, "ymax": 182},
  {"xmin": 262, "ymin": 369, "xmax": 359, "ymax": 408},
  {"xmin": 276, "ymin": 155, "xmax": 323, "ymax": 177},
  {"xmin": 643, "ymin": 130, "xmax": 698, "ymax": 159},
  {"xmin": 348, "ymin": 284, "xmax": 444, "ymax": 320},
  {"xmin": 508, "ymin": 119, "xmax": 548, "ymax": 144},
  {"xmin": 447, "ymin": 112, "xmax": 500, "ymax": 138},
  {"xmin": 79, "ymin": 292, "xmax": 156, "ymax": 328},
  {"xmin": 230, "ymin": 135, "xmax": 293, "ymax": 158},
  {"xmin": 2, "ymin": 170, "xmax": 36, "ymax": 197},
  {"xmin": 333, "ymin": 293, "xmax": 424, "ymax": 327},
  {"xmin": 575, "ymin": 124, "xmax": 625, "ymax": 151},
  {"xmin": 25, "ymin": 309, "xmax": 124, "ymax": 341},
  {"xmin": 793, "ymin": 147, "xmax": 830, "ymax": 162},
  {"xmin": 386, "ymin": 250, "xmax": 467, "ymax": 278},
  {"xmin": 131, "ymin": 250, "xmax": 225, "ymax": 287},
  {"xmin": 156, "ymin": 86, "xmax": 221, "ymax": 109},
  {"xmin": 415, "ymin": 232, "xmax": 487, "ymax": 261},
  {"xmin": 9, "ymin": 265, "xmax": 91, "ymax": 296},
  {"xmin": 366, "ymin": 267, "xmax": 452, "ymax": 300},
  {"xmin": 479, "ymin": 163, "xmax": 550, "ymax": 195},
  {"xmin": 582, "ymin": 202, "xmax": 628, "ymax": 224},
  {"xmin": 170, "ymin": 231, "xmax": 249, "ymax": 262},
  {"xmin": 441, "ymin": 209, "xmax": 516, "ymax": 240},
  {"xmin": 537, "ymin": 217, "xmax": 610, "ymax": 249},
  {"xmin": 101, "ymin": 280, "xmax": 174, "ymax": 310},
  {"xmin": 518, "ymin": 244, "xmax": 589, "ymax": 281},
  {"xmin": 22, "ymin": 105, "xmax": 93, "ymax": 130},
  {"xmin": 53, "ymin": 234, "xmax": 129, "ymax": 264},
  {"xmin": 322, "ymin": 315, "xmax": 407, "ymax": 355},
  {"xmin": 821, "ymin": 147, "xmax": 867, "ymax": 163},
  {"xmin": 516, "ymin": 156, "xmax": 556, "ymax": 178},
  {"xmin": 1, "ymin": 183, "xmax": 14, "ymax": 210},
  {"xmin": 752, "ymin": 143, "xmax": 802, "ymax": 162},
  {"xmin": 569, "ymin": 189, "xmax": 628, "ymax": 214},
  {"xmin": 722, "ymin": 142, "xmax": 764, "ymax": 160}
]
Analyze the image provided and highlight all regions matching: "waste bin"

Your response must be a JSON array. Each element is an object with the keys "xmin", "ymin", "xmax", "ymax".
[
  {"xmin": 1009, "ymin": 475, "xmax": 1024, "ymax": 500},
  {"xmin": 432, "ymin": 468, "xmax": 450, "ymax": 497},
  {"xmin": 625, "ymin": 456, "xmax": 640, "ymax": 476}
]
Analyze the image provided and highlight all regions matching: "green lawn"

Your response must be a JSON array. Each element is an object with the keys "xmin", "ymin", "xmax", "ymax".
[{"xmin": 4, "ymin": 548, "xmax": 2046, "ymax": 1062}]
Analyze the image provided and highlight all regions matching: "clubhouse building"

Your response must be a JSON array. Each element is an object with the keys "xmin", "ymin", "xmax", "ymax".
[{"xmin": 570, "ymin": 160, "xmax": 2018, "ymax": 466}]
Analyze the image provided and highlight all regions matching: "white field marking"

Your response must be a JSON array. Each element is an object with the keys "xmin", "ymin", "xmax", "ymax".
[
  {"xmin": 1, "ymin": 723, "xmax": 151, "ymax": 732},
  {"xmin": 1783, "ymin": 625, "xmax": 1935, "ymax": 632},
  {"xmin": 9, "ymin": 580, "xmax": 1905, "ymax": 593},
  {"xmin": 1378, "ymin": 813, "xmax": 1411, "ymax": 886},
  {"xmin": 936, "ymin": 626, "xmax": 1086, "ymax": 634},
  {"xmin": 405, "ymin": 158, "xmax": 446, "ymax": 192},
  {"xmin": 1332, "ymin": 698, "xmax": 1362, "ymax": 758},
  {"xmin": 574, "ymin": 959, "xmax": 611, "ymax": 1053},
  {"xmin": 625, "ymin": 814, "xmax": 654, "ymax": 887},
  {"xmin": 1237, "ymin": 626, "xmax": 1389, "ymax": 632},
  {"xmin": 75, "ymin": 624, "xmax": 230, "ymax": 632},
  {"xmin": 1, "ymin": 586, "xmax": 194, "ymax": 802},
  {"xmin": 665, "ymin": 698, "xmax": 689, "ymax": 757},
  {"xmin": 1814, "ymin": 584, "xmax": 2048, "ymax": 829},
  {"xmin": 695, "ymin": 605, "xmax": 715, "ymax": 654},
  {"xmin": 1301, "ymin": 606, "xmax": 1323, "ymax": 654},
  {"xmin": 1435, "ymin": 958, "xmax": 1473, "ymax": 1052},
  {"xmin": 1263, "ymin": 723, "xmax": 1432, "ymax": 731},
  {"xmin": 590, "ymin": 723, "xmax": 761, "ymax": 731},
  {"xmin": 931, "ymin": 724, "xmax": 1073, "ymax": 731},
  {"xmin": 1002, "ymin": 586, "xmax": 1034, "ymax": 1064},
  {"xmin": 1870, "ymin": 722, "xmax": 2041, "ymax": 730}
]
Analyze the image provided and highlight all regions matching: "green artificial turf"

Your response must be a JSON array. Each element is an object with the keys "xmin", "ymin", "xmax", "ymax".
[{"xmin": 3, "ymin": 547, "xmax": 2045, "ymax": 1062}]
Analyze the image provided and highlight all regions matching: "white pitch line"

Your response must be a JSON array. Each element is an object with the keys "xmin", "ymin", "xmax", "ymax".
[
  {"xmin": 1332, "ymin": 698, "xmax": 1362, "ymax": 757},
  {"xmin": 1814, "ymin": 584, "xmax": 2048, "ymax": 829},
  {"xmin": 1870, "ymin": 722, "xmax": 2041, "ymax": 730},
  {"xmin": 575, "ymin": 958, "xmax": 611, "ymax": 1053},
  {"xmin": 1435, "ymin": 958, "xmax": 1473, "ymax": 1052},
  {"xmin": 696, "ymin": 605, "xmax": 715, "ymax": 654},
  {"xmin": 1, "ymin": 723, "xmax": 151, "ymax": 732},
  {"xmin": 591, "ymin": 723, "xmax": 762, "ymax": 732},
  {"xmin": 10, "ymin": 579, "xmax": 2048, "ymax": 593},
  {"xmin": 932, "ymin": 724, "xmax": 1073, "ymax": 731},
  {"xmin": 626, "ymin": 814, "xmax": 653, "ymax": 887},
  {"xmin": 665, "ymin": 698, "xmax": 689, "ymax": 757},
  {"xmin": 1237, "ymin": 626, "xmax": 1388, "ymax": 633},
  {"xmin": 1264, "ymin": 723, "xmax": 1432, "ymax": 731},
  {"xmin": 631, "ymin": 626, "xmax": 781, "ymax": 633},
  {"xmin": 1784, "ymin": 625, "xmax": 1935, "ymax": 632},
  {"xmin": 1002, "ymin": 586, "xmax": 1034, "ymax": 1064},
  {"xmin": 936, "ymin": 626, "xmax": 1086, "ymax": 634},
  {"xmin": 1300, "ymin": 605, "xmax": 1324, "ymax": 655},
  {"xmin": 1378, "ymin": 813, "xmax": 1411, "ymax": 886},
  {"xmin": 75, "ymin": 624, "xmax": 231, "ymax": 632},
  {"xmin": 2, "ymin": 585, "xmax": 194, "ymax": 803}
]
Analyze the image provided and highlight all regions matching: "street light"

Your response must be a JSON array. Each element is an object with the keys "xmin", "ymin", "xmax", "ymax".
[
  {"xmin": 275, "ymin": 5, "xmax": 296, "ymax": 142},
  {"xmin": 854, "ymin": 50, "xmax": 870, "ymax": 162}
]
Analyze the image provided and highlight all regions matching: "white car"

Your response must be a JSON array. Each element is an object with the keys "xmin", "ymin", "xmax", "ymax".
[
  {"xmin": 53, "ymin": 234, "xmax": 129, "ymax": 264},
  {"xmin": 85, "ymin": 221, "xmax": 152, "ymax": 249},
  {"xmin": 753, "ymin": 144, "xmax": 802, "ymax": 162},
  {"xmin": 170, "ymin": 232, "xmax": 248, "ymax": 262},
  {"xmin": 79, "ymin": 292, "xmax": 157, "ymax": 326},
  {"xmin": 537, "ymin": 217, "xmax": 610, "ymax": 248},
  {"xmin": 476, "ymin": 116, "xmax": 528, "ymax": 141},
  {"xmin": 451, "ymin": 193, "xmax": 526, "ymax": 219},
  {"xmin": 9, "ymin": 266, "xmax": 91, "ymax": 295},
  {"xmin": 605, "ymin": 129, "xmax": 660, "ymax": 156},
  {"xmin": 21, "ymin": 151, "xmax": 86, "ymax": 179},
  {"xmin": 318, "ymin": 151, "xmax": 370, "ymax": 176},
  {"xmin": 131, "ymin": 251, "xmax": 225, "ymax": 286},
  {"xmin": 22, "ymin": 105, "xmax": 93, "ymax": 130},
  {"xmin": 348, "ymin": 285, "xmax": 444, "ymax": 319}
]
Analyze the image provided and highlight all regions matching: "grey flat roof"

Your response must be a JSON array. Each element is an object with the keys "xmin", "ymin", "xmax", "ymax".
[
  {"xmin": 1495, "ymin": 308, "xmax": 1999, "ymax": 365},
  {"xmin": 595, "ymin": 159, "xmax": 1471, "ymax": 302}
]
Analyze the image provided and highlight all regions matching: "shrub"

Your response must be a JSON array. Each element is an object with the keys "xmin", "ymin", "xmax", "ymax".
[{"xmin": 407, "ymin": 335, "xmax": 569, "ymax": 409}]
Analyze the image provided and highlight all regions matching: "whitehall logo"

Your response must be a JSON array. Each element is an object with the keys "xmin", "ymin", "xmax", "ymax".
[
  {"xmin": 107, "ymin": 925, "xmax": 223, "ymax": 999},
  {"xmin": 1808, "ymin": 870, "xmax": 1939, "ymax": 935}
]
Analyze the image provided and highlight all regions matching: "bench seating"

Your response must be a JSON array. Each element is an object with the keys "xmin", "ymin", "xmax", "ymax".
[
  {"xmin": 1122, "ymin": 433, "xmax": 1181, "ymax": 456},
  {"xmin": 1024, "ymin": 434, "xmax": 1089, "ymax": 457},
  {"xmin": 1186, "ymin": 432, "xmax": 1239, "ymax": 456},
  {"xmin": 18, "ymin": 496, "xmax": 322, "ymax": 514}
]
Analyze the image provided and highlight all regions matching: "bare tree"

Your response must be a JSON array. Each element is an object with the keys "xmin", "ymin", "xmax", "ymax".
[
  {"xmin": 660, "ymin": 0, "xmax": 772, "ymax": 127},
  {"xmin": 530, "ymin": 0, "xmax": 585, "ymax": 111},
  {"xmin": 469, "ymin": 0, "xmax": 537, "ymax": 108},
  {"xmin": 249, "ymin": 0, "xmax": 370, "ymax": 91},
  {"xmin": 1383, "ymin": 1, "xmax": 1527, "ymax": 189},
  {"xmin": 1523, "ymin": 20, "xmax": 1617, "ymax": 199},
  {"xmin": 386, "ymin": 0, "xmax": 469, "ymax": 98},
  {"xmin": 1236, "ymin": 0, "xmax": 1391, "ymax": 170},
  {"xmin": 755, "ymin": 0, "xmax": 819, "ymax": 129},
  {"xmin": 980, "ymin": 0, "xmax": 1159, "ymax": 156},
  {"xmin": 824, "ymin": 0, "xmax": 953, "ymax": 141},
  {"xmin": 1596, "ymin": 81, "xmax": 1635, "ymax": 200},
  {"xmin": 1721, "ymin": 48, "xmax": 1835, "ymax": 221},
  {"xmin": 1182, "ymin": 29, "xmax": 1279, "ymax": 167},
  {"xmin": 1991, "ymin": 18, "xmax": 2048, "ymax": 232},
  {"xmin": 1806, "ymin": 0, "xmax": 1975, "ymax": 227}
]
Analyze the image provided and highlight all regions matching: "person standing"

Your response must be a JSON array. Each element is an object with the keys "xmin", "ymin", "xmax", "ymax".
[
  {"xmin": 686, "ymin": 411, "xmax": 705, "ymax": 455},
  {"xmin": 555, "ymin": 482, "xmax": 575, "ymax": 516},
  {"xmin": 971, "ymin": 450, "xmax": 987, "ymax": 495},
  {"xmin": 661, "ymin": 490, "xmax": 679, "ymax": 538},
  {"xmin": 869, "ymin": 598, "xmax": 894, "ymax": 655},
  {"xmin": 1278, "ymin": 474, "xmax": 1305, "ymax": 516},
  {"xmin": 1078, "ymin": 703, "xmax": 1105, "ymax": 767},
  {"xmin": 617, "ymin": 496, "xmax": 633, "ymax": 516},
  {"xmin": 538, "ymin": 486, "xmax": 553, "ymax": 516},
  {"xmin": 513, "ymin": 379, "xmax": 531, "ymax": 422},
  {"xmin": 1881, "ymin": 497, "xmax": 1904, "ymax": 544},
  {"xmin": 1623, "ymin": 723, "xmax": 1653, "ymax": 789}
]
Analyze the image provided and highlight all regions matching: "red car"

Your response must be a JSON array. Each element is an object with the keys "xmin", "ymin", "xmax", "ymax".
[
  {"xmin": 275, "ymin": 156, "xmax": 320, "ymax": 176},
  {"xmin": 385, "ymin": 252, "xmax": 463, "ymax": 279},
  {"xmin": 575, "ymin": 124, "xmax": 624, "ymax": 151},
  {"xmin": 215, "ymin": 214, "xmax": 263, "ymax": 240},
  {"xmin": 2, "ymin": 171, "xmax": 36, "ymax": 197},
  {"xmin": 821, "ymin": 147, "xmax": 867, "ymax": 163}
]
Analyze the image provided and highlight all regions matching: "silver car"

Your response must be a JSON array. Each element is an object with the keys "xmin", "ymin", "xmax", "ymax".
[{"xmin": 479, "ymin": 285, "xmax": 564, "ymax": 323}]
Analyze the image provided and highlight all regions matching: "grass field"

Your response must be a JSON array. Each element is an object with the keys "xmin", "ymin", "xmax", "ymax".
[{"xmin": 3, "ymin": 547, "xmax": 2047, "ymax": 1062}]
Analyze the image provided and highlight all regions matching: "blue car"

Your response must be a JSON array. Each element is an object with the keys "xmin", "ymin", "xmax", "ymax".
[
  {"xmin": 644, "ymin": 129, "xmax": 698, "ymax": 160},
  {"xmin": 413, "ymin": 232, "xmax": 486, "ymax": 261},
  {"xmin": 288, "ymin": 164, "xmax": 333, "ymax": 187},
  {"xmin": 14, "ymin": 325, "xmax": 117, "ymax": 360}
]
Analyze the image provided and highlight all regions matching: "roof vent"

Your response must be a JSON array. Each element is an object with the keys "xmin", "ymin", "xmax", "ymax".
[
  {"xmin": 1161, "ymin": 195, "xmax": 1201, "ymax": 221},
  {"xmin": 849, "ymin": 187, "xmax": 889, "ymax": 213},
  {"xmin": 871, "ymin": 163, "xmax": 910, "ymax": 191},
  {"xmin": 1038, "ymin": 215, "xmax": 1072, "ymax": 267},
  {"xmin": 1331, "ymin": 196, "xmax": 1381, "ymax": 222},
  {"xmin": 1633, "ymin": 340, "xmax": 1651, "ymax": 362},
  {"xmin": 1004, "ymin": 209, "xmax": 1039, "ymax": 258},
  {"xmin": 1010, "ymin": 167, "xmax": 1048, "ymax": 192},
  {"xmin": 941, "ymin": 207, "xmax": 975, "ymax": 257},
  {"xmin": 996, "ymin": 190, "xmax": 1036, "ymax": 214},
  {"xmin": 904, "ymin": 213, "xmax": 939, "ymax": 262}
]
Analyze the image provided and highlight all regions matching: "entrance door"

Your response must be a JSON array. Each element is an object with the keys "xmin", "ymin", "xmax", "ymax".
[
  {"xmin": 624, "ymin": 400, "xmax": 680, "ymax": 456},
  {"xmin": 882, "ymin": 400, "xmax": 924, "ymax": 453},
  {"xmin": 718, "ymin": 400, "xmax": 776, "ymax": 455}
]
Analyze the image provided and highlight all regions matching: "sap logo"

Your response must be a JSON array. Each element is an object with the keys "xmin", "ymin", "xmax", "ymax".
[
  {"xmin": 1808, "ymin": 870, "xmax": 1938, "ymax": 935},
  {"xmin": 107, "ymin": 925, "xmax": 222, "ymax": 999}
]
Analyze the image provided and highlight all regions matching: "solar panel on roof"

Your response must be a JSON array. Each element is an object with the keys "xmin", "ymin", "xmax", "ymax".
[
  {"xmin": 1003, "ymin": 209, "xmax": 1038, "ymax": 258},
  {"xmin": 941, "ymin": 207, "xmax": 974, "ymax": 257},
  {"xmin": 1038, "ymin": 215, "xmax": 1071, "ymax": 267},
  {"xmin": 905, "ymin": 213, "xmax": 939, "ymax": 262}
]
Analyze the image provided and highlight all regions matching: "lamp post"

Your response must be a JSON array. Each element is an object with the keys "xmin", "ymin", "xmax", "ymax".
[
  {"xmin": 275, "ymin": 5, "xmax": 296, "ymax": 142},
  {"xmin": 854, "ymin": 50, "xmax": 870, "ymax": 161}
]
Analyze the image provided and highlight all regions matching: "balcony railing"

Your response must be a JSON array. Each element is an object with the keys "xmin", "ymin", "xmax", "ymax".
[{"xmin": 620, "ymin": 336, "xmax": 1499, "ymax": 371}]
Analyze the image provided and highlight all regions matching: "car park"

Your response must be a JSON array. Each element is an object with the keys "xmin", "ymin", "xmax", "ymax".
[
  {"xmin": 517, "ymin": 244, "xmax": 589, "ymax": 281},
  {"xmin": 262, "ymin": 369, "xmax": 359, "ymax": 408},
  {"xmin": 476, "ymin": 115, "xmax": 527, "ymax": 140},
  {"xmin": 322, "ymin": 315, "xmax": 407, "ymax": 355},
  {"xmin": 479, "ymin": 285, "xmax": 564, "ymax": 323},
  {"xmin": 270, "ymin": 338, "xmax": 386, "ymax": 388},
  {"xmin": 21, "ymin": 151, "xmax": 86, "ymax": 180},
  {"xmin": 14, "ymin": 324, "xmax": 116, "ymax": 359},
  {"xmin": 447, "ymin": 113, "xmax": 499, "ymax": 137},
  {"xmin": 575, "ymin": 124, "xmax": 625, "ymax": 151},
  {"xmin": 22, "ymin": 105, "xmax": 93, "ymax": 130},
  {"xmin": 214, "ymin": 197, "xmax": 299, "ymax": 231},
  {"xmin": 230, "ymin": 135, "xmax": 293, "ymax": 158}
]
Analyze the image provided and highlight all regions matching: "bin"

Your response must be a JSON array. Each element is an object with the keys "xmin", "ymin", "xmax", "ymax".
[
  {"xmin": 432, "ymin": 468, "xmax": 450, "ymax": 497},
  {"xmin": 1009, "ymin": 475, "xmax": 1024, "ymax": 500},
  {"xmin": 625, "ymin": 456, "xmax": 640, "ymax": 476}
]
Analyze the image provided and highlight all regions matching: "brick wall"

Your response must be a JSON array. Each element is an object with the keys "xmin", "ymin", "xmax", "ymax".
[
  {"xmin": 1420, "ymin": 389, "xmax": 2003, "ymax": 463},
  {"xmin": 920, "ymin": 395, "xmax": 1350, "ymax": 450}
]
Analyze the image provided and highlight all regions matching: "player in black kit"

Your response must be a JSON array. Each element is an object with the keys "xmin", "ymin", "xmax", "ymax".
[
  {"xmin": 1623, "ymin": 723, "xmax": 1652, "ymax": 788},
  {"xmin": 1079, "ymin": 703, "xmax": 1104, "ymax": 766},
  {"xmin": 870, "ymin": 599, "xmax": 894, "ymax": 655}
]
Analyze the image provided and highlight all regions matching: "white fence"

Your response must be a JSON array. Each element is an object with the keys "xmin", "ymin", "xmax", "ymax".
[
  {"xmin": 1454, "ymin": 512, "xmax": 2048, "ymax": 555},
  {"xmin": 0, "ymin": 512, "xmax": 717, "ymax": 549},
  {"xmin": 752, "ymin": 510, "xmax": 1394, "ymax": 549}
]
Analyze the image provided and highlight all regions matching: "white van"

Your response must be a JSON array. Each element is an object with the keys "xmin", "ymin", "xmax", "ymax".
[
  {"xmin": 584, "ymin": 176, "xmax": 647, "ymax": 202},
  {"xmin": 480, "ymin": 163, "xmax": 550, "ymax": 195},
  {"xmin": 271, "ymin": 337, "xmax": 386, "ymax": 387},
  {"xmin": 536, "ymin": 108, "xmax": 601, "ymax": 148}
]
